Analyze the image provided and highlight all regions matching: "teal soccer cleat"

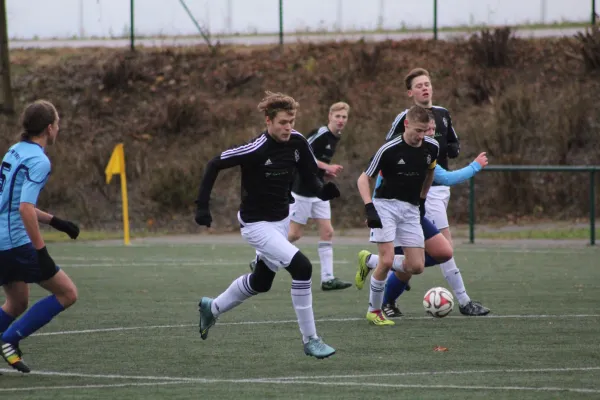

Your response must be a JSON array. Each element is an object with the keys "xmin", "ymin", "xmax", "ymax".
[
  {"xmin": 303, "ymin": 337, "xmax": 336, "ymax": 359},
  {"xmin": 198, "ymin": 297, "xmax": 218, "ymax": 340}
]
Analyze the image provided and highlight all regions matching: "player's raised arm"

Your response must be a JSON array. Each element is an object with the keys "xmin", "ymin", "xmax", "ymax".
[
  {"xmin": 433, "ymin": 152, "xmax": 488, "ymax": 186},
  {"xmin": 195, "ymin": 136, "xmax": 265, "ymax": 227}
]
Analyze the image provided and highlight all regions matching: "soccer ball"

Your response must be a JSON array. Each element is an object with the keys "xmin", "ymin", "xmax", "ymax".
[{"xmin": 423, "ymin": 287, "xmax": 454, "ymax": 318}]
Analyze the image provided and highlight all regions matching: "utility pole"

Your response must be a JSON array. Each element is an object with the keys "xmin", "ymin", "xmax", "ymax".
[{"xmin": 0, "ymin": 0, "xmax": 14, "ymax": 114}]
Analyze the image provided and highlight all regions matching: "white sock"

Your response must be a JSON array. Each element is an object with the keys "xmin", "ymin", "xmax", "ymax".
[
  {"xmin": 366, "ymin": 254, "xmax": 378, "ymax": 269},
  {"xmin": 440, "ymin": 258, "xmax": 471, "ymax": 306},
  {"xmin": 392, "ymin": 255, "xmax": 406, "ymax": 272},
  {"xmin": 291, "ymin": 279, "xmax": 317, "ymax": 343},
  {"xmin": 368, "ymin": 276, "xmax": 386, "ymax": 312},
  {"xmin": 366, "ymin": 254, "xmax": 406, "ymax": 272},
  {"xmin": 318, "ymin": 241, "xmax": 334, "ymax": 283},
  {"xmin": 211, "ymin": 274, "xmax": 257, "ymax": 317}
]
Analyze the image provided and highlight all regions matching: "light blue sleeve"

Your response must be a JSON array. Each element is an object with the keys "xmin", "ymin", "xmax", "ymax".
[
  {"xmin": 20, "ymin": 158, "xmax": 51, "ymax": 204},
  {"xmin": 433, "ymin": 161, "xmax": 482, "ymax": 186},
  {"xmin": 372, "ymin": 173, "xmax": 383, "ymax": 199}
]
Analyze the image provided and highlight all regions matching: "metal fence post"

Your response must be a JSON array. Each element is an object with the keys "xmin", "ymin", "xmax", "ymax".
[
  {"xmin": 469, "ymin": 176, "xmax": 475, "ymax": 244},
  {"xmin": 279, "ymin": 0, "xmax": 284, "ymax": 47},
  {"xmin": 433, "ymin": 0, "xmax": 438, "ymax": 40},
  {"xmin": 593, "ymin": 0, "xmax": 597, "ymax": 25},
  {"xmin": 130, "ymin": 0, "xmax": 135, "ymax": 51},
  {"xmin": 591, "ymin": 170, "xmax": 596, "ymax": 245}
]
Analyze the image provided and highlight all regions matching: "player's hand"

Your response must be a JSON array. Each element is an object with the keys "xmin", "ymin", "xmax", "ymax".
[
  {"xmin": 49, "ymin": 216, "xmax": 80, "ymax": 239},
  {"xmin": 317, "ymin": 182, "xmax": 341, "ymax": 201},
  {"xmin": 36, "ymin": 246, "xmax": 58, "ymax": 279},
  {"xmin": 364, "ymin": 203, "xmax": 383, "ymax": 229},
  {"xmin": 474, "ymin": 152, "xmax": 488, "ymax": 168},
  {"xmin": 326, "ymin": 164, "xmax": 343, "ymax": 178},
  {"xmin": 419, "ymin": 198, "xmax": 427, "ymax": 220},
  {"xmin": 195, "ymin": 205, "xmax": 213, "ymax": 227},
  {"xmin": 324, "ymin": 170, "xmax": 337, "ymax": 179}
]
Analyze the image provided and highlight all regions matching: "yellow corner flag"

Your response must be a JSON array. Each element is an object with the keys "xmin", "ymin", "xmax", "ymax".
[{"xmin": 105, "ymin": 143, "xmax": 130, "ymax": 245}]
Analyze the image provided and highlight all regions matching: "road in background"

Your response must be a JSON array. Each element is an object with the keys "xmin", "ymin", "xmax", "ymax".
[{"xmin": 8, "ymin": 27, "xmax": 586, "ymax": 49}]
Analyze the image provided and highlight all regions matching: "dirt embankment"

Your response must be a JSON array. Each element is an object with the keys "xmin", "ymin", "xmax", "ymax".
[{"xmin": 1, "ymin": 28, "xmax": 599, "ymax": 232}]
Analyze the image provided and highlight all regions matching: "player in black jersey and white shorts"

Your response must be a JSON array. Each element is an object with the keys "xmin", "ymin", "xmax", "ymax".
[
  {"xmin": 249, "ymin": 102, "xmax": 352, "ymax": 290},
  {"xmin": 384, "ymin": 68, "xmax": 490, "ymax": 316},
  {"xmin": 194, "ymin": 92, "xmax": 340, "ymax": 359},
  {"xmin": 288, "ymin": 102, "xmax": 351, "ymax": 291},
  {"xmin": 357, "ymin": 106, "xmax": 439, "ymax": 326}
]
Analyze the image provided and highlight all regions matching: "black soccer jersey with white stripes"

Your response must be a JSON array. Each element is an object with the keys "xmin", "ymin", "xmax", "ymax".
[
  {"xmin": 385, "ymin": 106, "xmax": 459, "ymax": 172},
  {"xmin": 292, "ymin": 126, "xmax": 341, "ymax": 197},
  {"xmin": 196, "ymin": 130, "xmax": 323, "ymax": 223},
  {"xmin": 365, "ymin": 136, "xmax": 439, "ymax": 206}
]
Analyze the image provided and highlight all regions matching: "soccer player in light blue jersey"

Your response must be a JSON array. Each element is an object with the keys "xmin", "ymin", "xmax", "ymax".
[
  {"xmin": 0, "ymin": 100, "xmax": 80, "ymax": 373},
  {"xmin": 356, "ymin": 115, "xmax": 489, "ymax": 317}
]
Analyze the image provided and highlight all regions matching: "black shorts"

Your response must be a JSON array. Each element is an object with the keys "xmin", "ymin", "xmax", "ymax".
[{"xmin": 0, "ymin": 243, "xmax": 60, "ymax": 285}]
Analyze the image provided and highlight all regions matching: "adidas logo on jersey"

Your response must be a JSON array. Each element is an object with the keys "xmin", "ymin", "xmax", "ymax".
[
  {"xmin": 264, "ymin": 159, "xmax": 272, "ymax": 165},
  {"xmin": 325, "ymin": 144, "xmax": 331, "ymax": 150},
  {"xmin": 397, "ymin": 159, "xmax": 405, "ymax": 165}
]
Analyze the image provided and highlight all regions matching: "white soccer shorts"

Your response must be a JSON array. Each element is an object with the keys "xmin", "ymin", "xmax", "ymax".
[
  {"xmin": 238, "ymin": 213, "xmax": 299, "ymax": 272},
  {"xmin": 425, "ymin": 186, "xmax": 451, "ymax": 230},
  {"xmin": 369, "ymin": 198, "xmax": 424, "ymax": 248},
  {"xmin": 289, "ymin": 192, "xmax": 331, "ymax": 225}
]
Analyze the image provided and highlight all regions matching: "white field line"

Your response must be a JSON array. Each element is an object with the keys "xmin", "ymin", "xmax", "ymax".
[
  {"xmin": 33, "ymin": 314, "xmax": 600, "ymax": 337},
  {"xmin": 0, "ymin": 381, "xmax": 186, "ymax": 392},
  {"xmin": 268, "ymin": 380, "xmax": 600, "ymax": 394},
  {"xmin": 55, "ymin": 260, "xmax": 348, "ymax": 267},
  {"xmin": 0, "ymin": 367, "xmax": 599, "ymax": 394}
]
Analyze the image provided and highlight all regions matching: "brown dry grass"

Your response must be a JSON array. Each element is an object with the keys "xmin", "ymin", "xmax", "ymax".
[{"xmin": 1, "ymin": 29, "xmax": 599, "ymax": 232}]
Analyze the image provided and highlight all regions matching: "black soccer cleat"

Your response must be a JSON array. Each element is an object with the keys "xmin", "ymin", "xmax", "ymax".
[
  {"xmin": 459, "ymin": 301, "xmax": 490, "ymax": 316},
  {"xmin": 382, "ymin": 302, "xmax": 403, "ymax": 318},
  {"xmin": 1, "ymin": 341, "xmax": 30, "ymax": 373}
]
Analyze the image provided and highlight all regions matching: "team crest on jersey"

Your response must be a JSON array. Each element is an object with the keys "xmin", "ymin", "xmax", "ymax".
[
  {"xmin": 294, "ymin": 149, "xmax": 300, "ymax": 162},
  {"xmin": 442, "ymin": 117, "xmax": 448, "ymax": 127}
]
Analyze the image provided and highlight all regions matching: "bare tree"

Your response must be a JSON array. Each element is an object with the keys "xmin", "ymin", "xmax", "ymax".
[{"xmin": 0, "ymin": 0, "xmax": 13, "ymax": 114}]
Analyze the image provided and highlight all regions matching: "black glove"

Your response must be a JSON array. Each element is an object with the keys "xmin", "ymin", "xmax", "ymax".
[
  {"xmin": 36, "ymin": 246, "xmax": 58, "ymax": 281},
  {"xmin": 195, "ymin": 203, "xmax": 213, "ymax": 227},
  {"xmin": 49, "ymin": 216, "xmax": 80, "ymax": 239},
  {"xmin": 364, "ymin": 203, "xmax": 383, "ymax": 229},
  {"xmin": 447, "ymin": 142, "xmax": 460, "ymax": 159},
  {"xmin": 419, "ymin": 198, "xmax": 427, "ymax": 220},
  {"xmin": 317, "ymin": 182, "xmax": 341, "ymax": 201}
]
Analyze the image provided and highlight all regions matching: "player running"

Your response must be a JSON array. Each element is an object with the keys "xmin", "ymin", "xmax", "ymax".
[
  {"xmin": 194, "ymin": 91, "xmax": 340, "ymax": 359},
  {"xmin": 383, "ymin": 68, "xmax": 490, "ymax": 316},
  {"xmin": 356, "ymin": 116, "xmax": 490, "ymax": 317},
  {"xmin": 357, "ymin": 106, "xmax": 439, "ymax": 326},
  {"xmin": 0, "ymin": 100, "xmax": 80, "ymax": 373}
]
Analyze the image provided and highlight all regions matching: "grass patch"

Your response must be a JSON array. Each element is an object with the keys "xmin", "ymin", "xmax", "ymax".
[{"xmin": 2, "ymin": 241, "xmax": 598, "ymax": 399}]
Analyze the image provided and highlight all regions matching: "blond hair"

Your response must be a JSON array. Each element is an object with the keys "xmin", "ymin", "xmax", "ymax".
[
  {"xmin": 329, "ymin": 101, "xmax": 350, "ymax": 114},
  {"xmin": 404, "ymin": 68, "xmax": 430, "ymax": 90},
  {"xmin": 406, "ymin": 105, "xmax": 430, "ymax": 124},
  {"xmin": 257, "ymin": 91, "xmax": 299, "ymax": 120}
]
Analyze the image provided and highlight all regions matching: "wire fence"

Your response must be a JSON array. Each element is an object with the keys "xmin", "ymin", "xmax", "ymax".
[{"xmin": 7, "ymin": 0, "xmax": 598, "ymax": 44}]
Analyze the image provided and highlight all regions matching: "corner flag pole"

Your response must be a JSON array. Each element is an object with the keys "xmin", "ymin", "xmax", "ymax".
[{"xmin": 105, "ymin": 143, "xmax": 131, "ymax": 245}]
